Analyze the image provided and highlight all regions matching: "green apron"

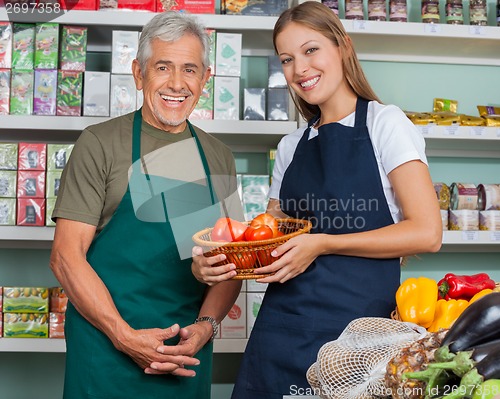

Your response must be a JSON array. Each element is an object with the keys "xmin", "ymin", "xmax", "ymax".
[{"xmin": 63, "ymin": 111, "xmax": 215, "ymax": 399}]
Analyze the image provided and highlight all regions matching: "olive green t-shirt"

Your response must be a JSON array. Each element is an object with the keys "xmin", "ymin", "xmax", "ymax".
[{"xmin": 53, "ymin": 112, "xmax": 238, "ymax": 234}]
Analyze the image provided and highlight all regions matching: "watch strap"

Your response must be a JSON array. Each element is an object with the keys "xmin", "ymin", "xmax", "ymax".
[{"xmin": 194, "ymin": 316, "xmax": 219, "ymax": 342}]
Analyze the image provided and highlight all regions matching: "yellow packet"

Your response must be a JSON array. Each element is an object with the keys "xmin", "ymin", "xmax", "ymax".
[
  {"xmin": 459, "ymin": 114, "xmax": 485, "ymax": 126},
  {"xmin": 477, "ymin": 105, "xmax": 500, "ymax": 117},
  {"xmin": 409, "ymin": 112, "xmax": 434, "ymax": 125},
  {"xmin": 484, "ymin": 115, "xmax": 500, "ymax": 127},
  {"xmin": 432, "ymin": 111, "xmax": 460, "ymax": 125},
  {"xmin": 434, "ymin": 98, "xmax": 458, "ymax": 113}
]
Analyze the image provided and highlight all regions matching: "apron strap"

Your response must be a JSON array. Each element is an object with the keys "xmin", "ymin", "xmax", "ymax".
[{"xmin": 354, "ymin": 97, "xmax": 369, "ymax": 127}]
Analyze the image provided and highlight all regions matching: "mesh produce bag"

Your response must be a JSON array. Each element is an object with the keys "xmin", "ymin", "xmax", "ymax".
[{"xmin": 307, "ymin": 317, "xmax": 427, "ymax": 399}]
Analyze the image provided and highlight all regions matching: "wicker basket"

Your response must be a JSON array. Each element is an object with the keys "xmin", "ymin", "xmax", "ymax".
[{"xmin": 192, "ymin": 218, "xmax": 313, "ymax": 280}]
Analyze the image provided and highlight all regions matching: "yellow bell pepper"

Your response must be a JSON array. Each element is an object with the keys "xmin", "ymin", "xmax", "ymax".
[
  {"xmin": 468, "ymin": 288, "xmax": 493, "ymax": 305},
  {"xmin": 427, "ymin": 298, "xmax": 469, "ymax": 332},
  {"xmin": 396, "ymin": 277, "xmax": 438, "ymax": 328}
]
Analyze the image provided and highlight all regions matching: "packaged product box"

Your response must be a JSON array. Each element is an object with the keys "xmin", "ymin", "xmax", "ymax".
[
  {"xmin": 46, "ymin": 171, "xmax": 62, "ymax": 198},
  {"xmin": 267, "ymin": 87, "xmax": 289, "ymax": 121},
  {"xmin": 83, "ymin": 71, "xmax": 111, "ymax": 117},
  {"xmin": 18, "ymin": 142, "xmax": 47, "ymax": 171},
  {"xmin": 34, "ymin": 23, "xmax": 59, "ymax": 70},
  {"xmin": 17, "ymin": 198, "xmax": 46, "ymax": 226},
  {"xmin": 3, "ymin": 287, "xmax": 49, "ymax": 313},
  {"xmin": 12, "ymin": 23, "xmax": 35, "ymax": 70},
  {"xmin": 33, "ymin": 69, "xmax": 57, "ymax": 115},
  {"xmin": 243, "ymin": 88, "xmax": 266, "ymax": 120},
  {"xmin": 267, "ymin": 55, "xmax": 286, "ymax": 88},
  {"xmin": 156, "ymin": 0, "xmax": 215, "ymax": 13},
  {"xmin": 111, "ymin": 30, "xmax": 139, "ymax": 74},
  {"xmin": 0, "ymin": 69, "xmax": 10, "ymax": 115},
  {"xmin": 268, "ymin": 148, "xmax": 276, "ymax": 185},
  {"xmin": 10, "ymin": 70, "xmax": 34, "ymax": 115},
  {"xmin": 207, "ymin": 29, "xmax": 216, "ymax": 75},
  {"xmin": 45, "ymin": 197, "xmax": 56, "ymax": 226},
  {"xmin": 0, "ymin": 171, "xmax": 17, "ymax": 198},
  {"xmin": 3, "ymin": 312, "xmax": 49, "ymax": 338},
  {"xmin": 47, "ymin": 144, "xmax": 73, "ymax": 171},
  {"xmin": 59, "ymin": 0, "xmax": 98, "ymax": 9},
  {"xmin": 215, "ymin": 32, "xmax": 242, "ymax": 77},
  {"xmin": 49, "ymin": 312, "xmax": 65, "ymax": 338},
  {"xmin": 246, "ymin": 292, "xmax": 264, "ymax": 337},
  {"xmin": 59, "ymin": 26, "xmax": 88, "ymax": 71},
  {"xmin": 0, "ymin": 22, "xmax": 13, "ymax": 69},
  {"xmin": 99, "ymin": 0, "xmax": 156, "ymax": 11},
  {"xmin": 49, "ymin": 287, "xmax": 68, "ymax": 313},
  {"xmin": 110, "ymin": 74, "xmax": 137, "ymax": 117},
  {"xmin": 56, "ymin": 70, "xmax": 83, "ymax": 116},
  {"xmin": 221, "ymin": 0, "xmax": 288, "ymax": 15},
  {"xmin": 17, "ymin": 170, "xmax": 46, "ymax": 198},
  {"xmin": 0, "ymin": 198, "xmax": 16, "ymax": 225},
  {"xmin": 221, "ymin": 292, "xmax": 246, "ymax": 338},
  {"xmin": 213, "ymin": 76, "xmax": 240, "ymax": 120},
  {"xmin": 241, "ymin": 174, "xmax": 269, "ymax": 221},
  {"xmin": 190, "ymin": 76, "xmax": 213, "ymax": 120},
  {"xmin": 0, "ymin": 143, "xmax": 18, "ymax": 170}
]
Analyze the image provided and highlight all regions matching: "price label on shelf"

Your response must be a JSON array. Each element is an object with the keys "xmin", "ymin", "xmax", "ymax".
[
  {"xmin": 469, "ymin": 126, "xmax": 486, "ymax": 137},
  {"xmin": 462, "ymin": 231, "xmax": 479, "ymax": 241},
  {"xmin": 352, "ymin": 20, "xmax": 369, "ymax": 31},
  {"xmin": 497, "ymin": 128, "xmax": 500, "ymax": 138},
  {"xmin": 416, "ymin": 125, "xmax": 432, "ymax": 135},
  {"xmin": 443, "ymin": 125, "xmax": 460, "ymax": 136},
  {"xmin": 469, "ymin": 26, "xmax": 486, "ymax": 36},
  {"xmin": 490, "ymin": 232, "xmax": 500, "ymax": 242},
  {"xmin": 424, "ymin": 24, "xmax": 442, "ymax": 34}
]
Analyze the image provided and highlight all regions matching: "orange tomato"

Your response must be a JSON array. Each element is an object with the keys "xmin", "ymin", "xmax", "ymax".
[
  {"xmin": 250, "ymin": 213, "xmax": 279, "ymax": 238},
  {"xmin": 211, "ymin": 217, "xmax": 247, "ymax": 242},
  {"xmin": 227, "ymin": 251, "xmax": 256, "ymax": 269}
]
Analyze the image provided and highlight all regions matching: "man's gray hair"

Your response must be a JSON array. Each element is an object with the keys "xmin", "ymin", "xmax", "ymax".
[{"xmin": 137, "ymin": 11, "xmax": 211, "ymax": 73}]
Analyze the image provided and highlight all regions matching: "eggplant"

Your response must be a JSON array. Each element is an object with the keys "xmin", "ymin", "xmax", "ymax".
[{"xmin": 436, "ymin": 293, "xmax": 500, "ymax": 361}]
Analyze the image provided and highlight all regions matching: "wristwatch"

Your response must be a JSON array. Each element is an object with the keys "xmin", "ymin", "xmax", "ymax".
[{"xmin": 194, "ymin": 316, "xmax": 219, "ymax": 342}]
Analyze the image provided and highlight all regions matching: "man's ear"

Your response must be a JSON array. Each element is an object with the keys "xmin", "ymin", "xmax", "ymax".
[{"xmin": 132, "ymin": 59, "xmax": 143, "ymax": 90}]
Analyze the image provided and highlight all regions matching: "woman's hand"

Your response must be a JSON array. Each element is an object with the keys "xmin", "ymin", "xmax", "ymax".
[
  {"xmin": 253, "ymin": 233, "xmax": 326, "ymax": 283},
  {"xmin": 191, "ymin": 246, "xmax": 237, "ymax": 286}
]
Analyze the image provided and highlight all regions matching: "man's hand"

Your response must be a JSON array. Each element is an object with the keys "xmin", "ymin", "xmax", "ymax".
[
  {"xmin": 145, "ymin": 322, "xmax": 213, "ymax": 376},
  {"xmin": 115, "ymin": 324, "xmax": 201, "ymax": 377}
]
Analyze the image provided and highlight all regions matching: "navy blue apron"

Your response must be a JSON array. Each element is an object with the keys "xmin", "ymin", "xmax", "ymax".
[{"xmin": 231, "ymin": 98, "xmax": 400, "ymax": 398}]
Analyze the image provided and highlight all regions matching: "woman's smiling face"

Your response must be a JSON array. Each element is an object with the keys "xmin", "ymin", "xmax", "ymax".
[
  {"xmin": 275, "ymin": 22, "xmax": 347, "ymax": 109},
  {"xmin": 133, "ymin": 35, "xmax": 210, "ymax": 133}
]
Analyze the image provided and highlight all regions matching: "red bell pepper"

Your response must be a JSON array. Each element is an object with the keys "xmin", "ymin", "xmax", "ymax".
[{"xmin": 438, "ymin": 273, "xmax": 496, "ymax": 300}]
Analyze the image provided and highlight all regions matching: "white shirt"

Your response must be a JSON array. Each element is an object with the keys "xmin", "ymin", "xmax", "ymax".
[{"xmin": 269, "ymin": 101, "xmax": 427, "ymax": 223}]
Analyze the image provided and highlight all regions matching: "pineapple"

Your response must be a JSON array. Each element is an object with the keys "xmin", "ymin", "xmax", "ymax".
[{"xmin": 385, "ymin": 330, "xmax": 448, "ymax": 399}]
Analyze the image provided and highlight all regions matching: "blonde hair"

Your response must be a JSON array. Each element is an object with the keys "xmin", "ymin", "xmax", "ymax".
[{"xmin": 273, "ymin": 1, "xmax": 381, "ymax": 122}]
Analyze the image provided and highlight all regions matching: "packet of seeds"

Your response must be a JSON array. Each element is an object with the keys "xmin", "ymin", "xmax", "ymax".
[
  {"xmin": 190, "ymin": 76, "xmax": 213, "ymax": 120},
  {"xmin": 10, "ymin": 70, "xmax": 34, "ymax": 115},
  {"xmin": 59, "ymin": 26, "xmax": 88, "ymax": 71},
  {"xmin": 34, "ymin": 69, "xmax": 57, "ymax": 115},
  {"xmin": 56, "ymin": 70, "xmax": 83, "ymax": 116},
  {"xmin": 0, "ymin": 69, "xmax": 10, "ymax": 114},
  {"xmin": 34, "ymin": 23, "xmax": 59, "ymax": 70},
  {"xmin": 0, "ymin": 143, "xmax": 18, "ymax": 170},
  {"xmin": 12, "ymin": 24, "xmax": 35, "ymax": 70},
  {"xmin": 0, "ymin": 22, "xmax": 13, "ymax": 69},
  {"xmin": 0, "ymin": 198, "xmax": 16, "ymax": 225}
]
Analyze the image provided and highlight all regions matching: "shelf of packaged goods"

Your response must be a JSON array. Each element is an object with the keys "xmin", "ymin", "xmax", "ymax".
[
  {"xmin": 1, "ymin": 9, "xmax": 499, "ymax": 65},
  {"xmin": 441, "ymin": 230, "xmax": 500, "ymax": 252},
  {"xmin": 0, "ymin": 337, "xmax": 248, "ymax": 353}
]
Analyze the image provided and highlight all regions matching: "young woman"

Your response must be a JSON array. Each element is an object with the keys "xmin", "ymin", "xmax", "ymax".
[{"xmin": 192, "ymin": 2, "xmax": 442, "ymax": 397}]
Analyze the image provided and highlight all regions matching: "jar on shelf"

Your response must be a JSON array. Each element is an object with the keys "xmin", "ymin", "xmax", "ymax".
[
  {"xmin": 496, "ymin": 0, "xmax": 500, "ymax": 26},
  {"xmin": 345, "ymin": 0, "xmax": 365, "ymax": 20},
  {"xmin": 469, "ymin": 0, "xmax": 488, "ymax": 25},
  {"xmin": 446, "ymin": 0, "xmax": 464, "ymax": 24},
  {"xmin": 422, "ymin": 0, "xmax": 440, "ymax": 23},
  {"xmin": 322, "ymin": 0, "xmax": 339, "ymax": 15},
  {"xmin": 368, "ymin": 0, "xmax": 387, "ymax": 21},
  {"xmin": 389, "ymin": 0, "xmax": 408, "ymax": 21}
]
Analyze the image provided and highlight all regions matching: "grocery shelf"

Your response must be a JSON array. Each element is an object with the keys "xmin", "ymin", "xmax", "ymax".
[
  {"xmin": 441, "ymin": 230, "xmax": 500, "ymax": 252},
  {"xmin": 0, "ymin": 337, "xmax": 248, "ymax": 353},
  {"xmin": 1, "ymin": 9, "xmax": 499, "ymax": 65}
]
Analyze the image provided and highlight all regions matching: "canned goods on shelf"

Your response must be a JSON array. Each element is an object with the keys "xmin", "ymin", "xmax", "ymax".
[
  {"xmin": 450, "ymin": 183, "xmax": 478, "ymax": 210},
  {"xmin": 441, "ymin": 209, "xmax": 449, "ymax": 231},
  {"xmin": 434, "ymin": 182, "xmax": 451, "ymax": 210},
  {"xmin": 449, "ymin": 209, "xmax": 479, "ymax": 231},
  {"xmin": 477, "ymin": 184, "xmax": 500, "ymax": 211},
  {"xmin": 479, "ymin": 210, "xmax": 500, "ymax": 231}
]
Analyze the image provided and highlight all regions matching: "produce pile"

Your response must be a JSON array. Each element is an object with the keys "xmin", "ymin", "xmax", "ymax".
[
  {"xmin": 307, "ymin": 275, "xmax": 500, "ymax": 399},
  {"xmin": 396, "ymin": 273, "xmax": 499, "ymax": 332}
]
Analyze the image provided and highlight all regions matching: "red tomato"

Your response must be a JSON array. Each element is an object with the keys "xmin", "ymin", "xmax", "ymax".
[
  {"xmin": 250, "ymin": 213, "xmax": 279, "ymax": 238},
  {"xmin": 257, "ymin": 248, "xmax": 274, "ymax": 266},
  {"xmin": 227, "ymin": 251, "xmax": 256, "ymax": 269},
  {"xmin": 211, "ymin": 217, "xmax": 247, "ymax": 242},
  {"xmin": 244, "ymin": 225, "xmax": 274, "ymax": 241}
]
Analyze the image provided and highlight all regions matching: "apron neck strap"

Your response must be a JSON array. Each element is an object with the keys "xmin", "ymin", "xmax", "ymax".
[
  {"xmin": 354, "ymin": 97, "xmax": 369, "ymax": 127},
  {"xmin": 131, "ymin": 110, "xmax": 217, "ymax": 205}
]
